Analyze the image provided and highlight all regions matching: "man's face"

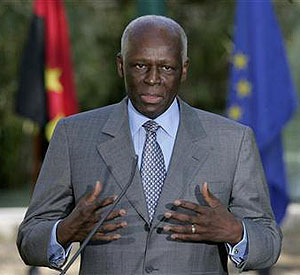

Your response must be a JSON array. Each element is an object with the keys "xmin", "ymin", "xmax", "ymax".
[{"xmin": 117, "ymin": 27, "xmax": 189, "ymax": 118}]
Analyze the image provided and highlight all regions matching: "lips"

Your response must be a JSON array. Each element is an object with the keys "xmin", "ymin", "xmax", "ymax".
[{"xmin": 140, "ymin": 94, "xmax": 162, "ymax": 104}]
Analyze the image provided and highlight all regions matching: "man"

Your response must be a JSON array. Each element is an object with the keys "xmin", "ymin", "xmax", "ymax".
[{"xmin": 17, "ymin": 15, "xmax": 281, "ymax": 274}]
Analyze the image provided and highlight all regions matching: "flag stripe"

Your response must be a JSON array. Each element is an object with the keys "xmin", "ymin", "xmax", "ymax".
[{"xmin": 16, "ymin": 15, "xmax": 47, "ymax": 127}]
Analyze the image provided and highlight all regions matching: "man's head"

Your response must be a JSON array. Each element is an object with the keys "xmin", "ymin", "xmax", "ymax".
[{"xmin": 117, "ymin": 15, "xmax": 189, "ymax": 118}]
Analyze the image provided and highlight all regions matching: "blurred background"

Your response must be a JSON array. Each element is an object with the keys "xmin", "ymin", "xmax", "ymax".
[{"xmin": 0, "ymin": 0, "xmax": 299, "ymax": 274}]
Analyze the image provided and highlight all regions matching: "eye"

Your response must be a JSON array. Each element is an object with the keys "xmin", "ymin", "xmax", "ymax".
[
  {"xmin": 135, "ymin": 63, "xmax": 146, "ymax": 70},
  {"xmin": 161, "ymin": 65, "xmax": 173, "ymax": 72}
]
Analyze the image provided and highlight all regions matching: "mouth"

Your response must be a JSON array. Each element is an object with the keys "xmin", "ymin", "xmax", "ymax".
[{"xmin": 140, "ymin": 94, "xmax": 162, "ymax": 104}]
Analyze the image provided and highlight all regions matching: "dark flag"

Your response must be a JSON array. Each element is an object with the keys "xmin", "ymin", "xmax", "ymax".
[
  {"xmin": 227, "ymin": 0, "xmax": 298, "ymax": 224},
  {"xmin": 16, "ymin": 0, "xmax": 78, "ymax": 140}
]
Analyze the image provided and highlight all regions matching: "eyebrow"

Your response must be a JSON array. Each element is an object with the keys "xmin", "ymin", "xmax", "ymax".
[{"xmin": 129, "ymin": 57, "xmax": 177, "ymax": 64}]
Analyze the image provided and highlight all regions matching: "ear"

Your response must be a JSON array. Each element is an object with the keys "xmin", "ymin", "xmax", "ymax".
[
  {"xmin": 180, "ymin": 58, "xmax": 189, "ymax": 83},
  {"xmin": 116, "ymin": 53, "xmax": 124, "ymax": 78}
]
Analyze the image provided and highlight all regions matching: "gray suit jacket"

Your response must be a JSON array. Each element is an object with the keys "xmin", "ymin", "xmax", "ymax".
[{"xmin": 17, "ymin": 98, "xmax": 281, "ymax": 275}]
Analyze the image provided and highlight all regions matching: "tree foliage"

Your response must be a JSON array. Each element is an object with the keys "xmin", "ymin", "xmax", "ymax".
[{"xmin": 0, "ymin": 0, "xmax": 299, "ymax": 189}]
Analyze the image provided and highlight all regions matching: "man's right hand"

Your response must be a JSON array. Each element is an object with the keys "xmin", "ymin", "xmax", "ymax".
[{"xmin": 57, "ymin": 181, "xmax": 127, "ymax": 248}]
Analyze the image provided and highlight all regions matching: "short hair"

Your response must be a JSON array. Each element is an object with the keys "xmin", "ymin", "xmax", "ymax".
[{"xmin": 121, "ymin": 15, "xmax": 188, "ymax": 61}]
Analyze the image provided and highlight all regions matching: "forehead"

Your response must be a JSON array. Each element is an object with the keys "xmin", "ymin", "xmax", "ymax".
[{"xmin": 125, "ymin": 24, "xmax": 182, "ymax": 58}]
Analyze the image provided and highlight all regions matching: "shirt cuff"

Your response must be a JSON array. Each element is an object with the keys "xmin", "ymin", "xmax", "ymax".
[
  {"xmin": 48, "ymin": 220, "xmax": 72, "ymax": 268},
  {"xmin": 226, "ymin": 221, "xmax": 248, "ymax": 267}
]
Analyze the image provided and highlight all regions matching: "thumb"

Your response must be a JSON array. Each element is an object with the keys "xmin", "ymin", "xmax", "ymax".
[
  {"xmin": 86, "ymin": 181, "xmax": 102, "ymax": 203},
  {"xmin": 202, "ymin": 182, "xmax": 222, "ymax": 208}
]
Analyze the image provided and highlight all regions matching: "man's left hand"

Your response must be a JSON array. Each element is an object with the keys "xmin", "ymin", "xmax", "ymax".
[{"xmin": 163, "ymin": 182, "xmax": 243, "ymax": 245}]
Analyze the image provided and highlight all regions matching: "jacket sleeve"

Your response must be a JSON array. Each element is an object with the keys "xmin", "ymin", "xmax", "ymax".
[
  {"xmin": 229, "ymin": 126, "xmax": 282, "ymax": 271},
  {"xmin": 17, "ymin": 119, "xmax": 74, "ymax": 267}
]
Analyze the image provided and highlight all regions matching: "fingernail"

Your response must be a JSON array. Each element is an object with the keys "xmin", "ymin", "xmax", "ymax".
[
  {"xmin": 114, "ymin": 234, "xmax": 121, "ymax": 240},
  {"xmin": 171, "ymin": 234, "xmax": 177, "ymax": 240},
  {"xmin": 120, "ymin": 209, "xmax": 126, "ymax": 216},
  {"xmin": 164, "ymin": 226, "xmax": 170, "ymax": 231},
  {"xmin": 121, "ymin": 221, "xmax": 127, "ymax": 227},
  {"xmin": 113, "ymin": 195, "xmax": 118, "ymax": 201},
  {"xmin": 164, "ymin": 212, "xmax": 172, "ymax": 218},
  {"xmin": 174, "ymin": 200, "xmax": 181, "ymax": 206}
]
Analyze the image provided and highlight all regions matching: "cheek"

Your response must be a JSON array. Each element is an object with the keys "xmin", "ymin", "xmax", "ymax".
[
  {"xmin": 165, "ymin": 76, "xmax": 181, "ymax": 90},
  {"xmin": 125, "ymin": 73, "xmax": 142, "ymax": 87}
]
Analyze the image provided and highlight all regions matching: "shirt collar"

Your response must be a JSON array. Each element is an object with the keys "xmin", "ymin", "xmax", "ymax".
[{"xmin": 128, "ymin": 98, "xmax": 180, "ymax": 138}]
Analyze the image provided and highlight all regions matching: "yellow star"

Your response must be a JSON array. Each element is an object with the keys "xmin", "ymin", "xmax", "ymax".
[
  {"xmin": 45, "ymin": 114, "xmax": 64, "ymax": 141},
  {"xmin": 233, "ymin": 53, "xmax": 248, "ymax": 69},
  {"xmin": 236, "ymin": 79, "xmax": 251, "ymax": 97},
  {"xmin": 228, "ymin": 105, "xmax": 242, "ymax": 121},
  {"xmin": 45, "ymin": 68, "xmax": 63, "ymax": 93}
]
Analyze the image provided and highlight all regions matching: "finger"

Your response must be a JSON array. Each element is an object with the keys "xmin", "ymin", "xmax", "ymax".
[
  {"xmin": 86, "ymin": 181, "xmax": 102, "ymax": 203},
  {"xmin": 169, "ymin": 233, "xmax": 203, "ymax": 242},
  {"xmin": 106, "ymin": 209, "xmax": 126, "ymax": 221},
  {"xmin": 92, "ymin": 233, "xmax": 121, "ymax": 241},
  {"xmin": 173, "ymin": 199, "xmax": 205, "ymax": 214},
  {"xmin": 95, "ymin": 195, "xmax": 117, "ymax": 209},
  {"xmin": 164, "ymin": 224, "xmax": 195, "ymax": 234},
  {"xmin": 164, "ymin": 211, "xmax": 197, "ymax": 224},
  {"xmin": 99, "ymin": 221, "xmax": 127, "ymax": 233},
  {"xmin": 202, "ymin": 182, "xmax": 222, "ymax": 208}
]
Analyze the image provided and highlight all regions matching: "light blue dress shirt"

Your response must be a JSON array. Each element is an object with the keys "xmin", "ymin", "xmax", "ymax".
[
  {"xmin": 127, "ymin": 98, "xmax": 179, "ymax": 170},
  {"xmin": 48, "ymin": 98, "xmax": 248, "ymax": 268}
]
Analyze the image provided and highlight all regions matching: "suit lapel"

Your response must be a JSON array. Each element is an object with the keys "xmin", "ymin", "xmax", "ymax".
[
  {"xmin": 152, "ymin": 99, "xmax": 210, "ymax": 227},
  {"xmin": 96, "ymin": 99, "xmax": 149, "ymax": 222},
  {"xmin": 96, "ymin": 98, "xmax": 211, "ymax": 226}
]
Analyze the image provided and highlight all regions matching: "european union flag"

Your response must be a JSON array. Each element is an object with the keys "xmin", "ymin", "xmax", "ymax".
[{"xmin": 227, "ymin": 0, "xmax": 298, "ymax": 224}]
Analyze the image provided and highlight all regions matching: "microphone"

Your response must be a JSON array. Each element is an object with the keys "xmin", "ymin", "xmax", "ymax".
[{"xmin": 59, "ymin": 155, "xmax": 138, "ymax": 275}]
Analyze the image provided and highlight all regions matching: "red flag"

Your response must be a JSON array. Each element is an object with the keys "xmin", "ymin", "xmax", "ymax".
[{"xmin": 17, "ymin": 0, "xmax": 78, "ymax": 140}]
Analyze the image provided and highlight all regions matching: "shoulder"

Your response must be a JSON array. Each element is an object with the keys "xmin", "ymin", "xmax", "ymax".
[
  {"xmin": 181, "ymin": 100, "xmax": 250, "ymax": 131},
  {"xmin": 52, "ymin": 100, "xmax": 126, "ymax": 141},
  {"xmin": 57, "ymin": 99, "xmax": 125, "ymax": 131},
  {"xmin": 196, "ymin": 107, "xmax": 248, "ymax": 131},
  {"xmin": 63, "ymin": 101, "xmax": 122, "ymax": 125},
  {"xmin": 179, "ymin": 99, "xmax": 254, "ymax": 143}
]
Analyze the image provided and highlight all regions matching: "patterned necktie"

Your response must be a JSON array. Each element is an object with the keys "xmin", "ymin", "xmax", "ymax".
[{"xmin": 141, "ymin": 120, "xmax": 167, "ymax": 223}]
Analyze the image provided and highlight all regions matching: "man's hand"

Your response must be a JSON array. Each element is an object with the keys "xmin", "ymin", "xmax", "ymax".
[
  {"xmin": 163, "ymin": 182, "xmax": 243, "ymax": 245},
  {"xmin": 57, "ymin": 181, "xmax": 127, "ymax": 247}
]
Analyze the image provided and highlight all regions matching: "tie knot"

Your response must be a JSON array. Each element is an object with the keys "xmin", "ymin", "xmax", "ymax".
[{"xmin": 143, "ymin": 120, "xmax": 159, "ymax": 133}]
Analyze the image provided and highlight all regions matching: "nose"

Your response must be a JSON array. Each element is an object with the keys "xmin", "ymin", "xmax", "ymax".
[{"xmin": 144, "ymin": 67, "xmax": 161, "ymax": 85}]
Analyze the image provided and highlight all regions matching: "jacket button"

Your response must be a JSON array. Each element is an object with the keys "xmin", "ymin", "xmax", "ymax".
[
  {"xmin": 156, "ymin": 227, "xmax": 163, "ymax": 234},
  {"xmin": 145, "ymin": 266, "xmax": 154, "ymax": 273},
  {"xmin": 144, "ymin": 223, "xmax": 150, "ymax": 232}
]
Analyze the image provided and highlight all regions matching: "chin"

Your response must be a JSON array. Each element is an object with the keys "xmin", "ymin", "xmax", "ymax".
[{"xmin": 144, "ymin": 108, "xmax": 165, "ymax": 119}]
